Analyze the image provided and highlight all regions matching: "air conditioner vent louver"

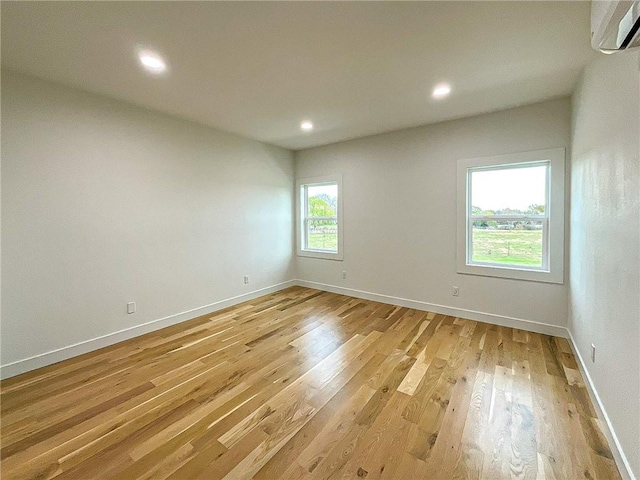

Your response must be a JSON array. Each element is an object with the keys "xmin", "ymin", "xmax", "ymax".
[{"xmin": 592, "ymin": 0, "xmax": 640, "ymax": 54}]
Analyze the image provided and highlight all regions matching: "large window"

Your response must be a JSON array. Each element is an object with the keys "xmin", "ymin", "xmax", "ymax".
[
  {"xmin": 457, "ymin": 148, "xmax": 564, "ymax": 283},
  {"xmin": 297, "ymin": 175, "xmax": 343, "ymax": 260}
]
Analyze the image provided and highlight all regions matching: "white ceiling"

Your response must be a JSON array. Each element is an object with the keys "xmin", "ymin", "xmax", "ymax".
[{"xmin": 1, "ymin": 1, "xmax": 595, "ymax": 150}]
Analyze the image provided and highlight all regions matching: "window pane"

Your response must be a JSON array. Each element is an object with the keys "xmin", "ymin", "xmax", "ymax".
[
  {"xmin": 307, "ymin": 184, "xmax": 337, "ymax": 217},
  {"xmin": 471, "ymin": 220, "xmax": 543, "ymax": 267},
  {"xmin": 306, "ymin": 219, "xmax": 338, "ymax": 251},
  {"xmin": 471, "ymin": 165, "xmax": 547, "ymax": 216}
]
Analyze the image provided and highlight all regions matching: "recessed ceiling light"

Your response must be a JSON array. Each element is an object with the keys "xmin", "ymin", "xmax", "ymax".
[
  {"xmin": 432, "ymin": 83, "xmax": 451, "ymax": 99},
  {"xmin": 300, "ymin": 121, "xmax": 313, "ymax": 131},
  {"xmin": 137, "ymin": 48, "xmax": 168, "ymax": 75}
]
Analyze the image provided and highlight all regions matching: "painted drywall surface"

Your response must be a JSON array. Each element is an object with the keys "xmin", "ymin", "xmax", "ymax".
[
  {"xmin": 570, "ymin": 51, "xmax": 640, "ymax": 478},
  {"xmin": 1, "ymin": 71, "xmax": 295, "ymax": 366},
  {"xmin": 295, "ymin": 98, "xmax": 571, "ymax": 328}
]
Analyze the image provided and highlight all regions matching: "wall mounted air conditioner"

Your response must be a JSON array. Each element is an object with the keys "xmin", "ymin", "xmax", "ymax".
[{"xmin": 591, "ymin": 0, "xmax": 640, "ymax": 53}]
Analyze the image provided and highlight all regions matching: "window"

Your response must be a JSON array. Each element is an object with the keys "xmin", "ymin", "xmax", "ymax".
[
  {"xmin": 296, "ymin": 175, "xmax": 343, "ymax": 260},
  {"xmin": 457, "ymin": 148, "xmax": 565, "ymax": 283}
]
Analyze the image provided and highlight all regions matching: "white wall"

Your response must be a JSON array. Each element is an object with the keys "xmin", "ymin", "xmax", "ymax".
[
  {"xmin": 1, "ymin": 71, "xmax": 295, "ymax": 374},
  {"xmin": 295, "ymin": 98, "xmax": 571, "ymax": 332},
  {"xmin": 570, "ymin": 51, "xmax": 639, "ymax": 479}
]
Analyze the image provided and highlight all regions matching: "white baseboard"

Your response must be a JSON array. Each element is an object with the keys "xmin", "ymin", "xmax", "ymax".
[
  {"xmin": 295, "ymin": 280, "xmax": 567, "ymax": 338},
  {"xmin": 566, "ymin": 330, "xmax": 637, "ymax": 480},
  {"xmin": 0, "ymin": 280, "xmax": 297, "ymax": 380}
]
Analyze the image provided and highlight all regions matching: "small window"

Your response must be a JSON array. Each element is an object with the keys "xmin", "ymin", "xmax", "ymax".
[
  {"xmin": 457, "ymin": 148, "xmax": 564, "ymax": 283},
  {"xmin": 297, "ymin": 175, "xmax": 343, "ymax": 260}
]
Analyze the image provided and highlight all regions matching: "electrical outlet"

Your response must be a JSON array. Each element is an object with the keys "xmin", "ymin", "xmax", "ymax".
[
  {"xmin": 591, "ymin": 343, "xmax": 596, "ymax": 363},
  {"xmin": 452, "ymin": 286, "xmax": 459, "ymax": 297},
  {"xmin": 244, "ymin": 275, "xmax": 250, "ymax": 285},
  {"xmin": 127, "ymin": 302, "xmax": 136, "ymax": 314},
  {"xmin": 342, "ymin": 271, "xmax": 347, "ymax": 280}
]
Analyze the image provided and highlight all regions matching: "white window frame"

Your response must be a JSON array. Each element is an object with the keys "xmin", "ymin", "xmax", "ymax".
[
  {"xmin": 296, "ymin": 175, "xmax": 344, "ymax": 261},
  {"xmin": 456, "ymin": 148, "xmax": 565, "ymax": 284}
]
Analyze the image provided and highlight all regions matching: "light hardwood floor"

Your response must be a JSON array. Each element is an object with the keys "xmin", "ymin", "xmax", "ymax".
[{"xmin": 1, "ymin": 287, "xmax": 620, "ymax": 480}]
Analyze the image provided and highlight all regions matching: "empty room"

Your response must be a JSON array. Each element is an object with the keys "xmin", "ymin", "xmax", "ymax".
[{"xmin": 1, "ymin": 1, "xmax": 638, "ymax": 479}]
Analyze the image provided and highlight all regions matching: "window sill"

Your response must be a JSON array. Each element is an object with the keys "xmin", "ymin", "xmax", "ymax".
[
  {"xmin": 297, "ymin": 249, "xmax": 343, "ymax": 261},
  {"xmin": 458, "ymin": 263, "xmax": 563, "ymax": 284}
]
